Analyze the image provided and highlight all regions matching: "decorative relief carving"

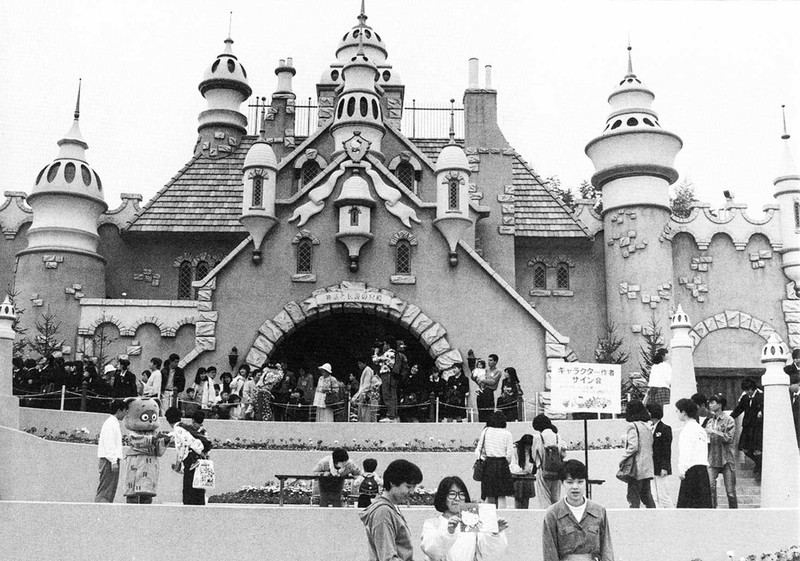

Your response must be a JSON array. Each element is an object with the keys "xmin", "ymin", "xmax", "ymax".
[{"xmin": 679, "ymin": 276, "xmax": 709, "ymax": 303}]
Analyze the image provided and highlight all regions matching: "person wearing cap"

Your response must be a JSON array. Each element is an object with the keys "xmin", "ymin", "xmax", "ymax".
[
  {"xmin": 314, "ymin": 363, "xmax": 336, "ymax": 422},
  {"xmin": 783, "ymin": 349, "xmax": 800, "ymax": 448},
  {"xmin": 705, "ymin": 393, "xmax": 737, "ymax": 508}
]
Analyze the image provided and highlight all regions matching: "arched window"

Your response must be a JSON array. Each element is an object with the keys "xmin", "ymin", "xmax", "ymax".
[
  {"xmin": 297, "ymin": 240, "xmax": 313, "ymax": 274},
  {"xmin": 395, "ymin": 162, "xmax": 415, "ymax": 191},
  {"xmin": 349, "ymin": 206, "xmax": 361, "ymax": 227},
  {"xmin": 252, "ymin": 176, "xmax": 263, "ymax": 207},
  {"xmin": 448, "ymin": 178, "xmax": 460, "ymax": 210},
  {"xmin": 556, "ymin": 263, "xmax": 570, "ymax": 290},
  {"xmin": 178, "ymin": 261, "xmax": 193, "ymax": 299},
  {"xmin": 395, "ymin": 241, "xmax": 411, "ymax": 274},
  {"xmin": 194, "ymin": 261, "xmax": 210, "ymax": 299},
  {"xmin": 795, "ymin": 201, "xmax": 800, "ymax": 230},
  {"xmin": 301, "ymin": 160, "xmax": 321, "ymax": 187},
  {"xmin": 533, "ymin": 262, "xmax": 547, "ymax": 289}
]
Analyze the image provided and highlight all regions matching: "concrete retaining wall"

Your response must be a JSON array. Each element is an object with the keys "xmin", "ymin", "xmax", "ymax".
[{"xmin": 0, "ymin": 501, "xmax": 796, "ymax": 561}]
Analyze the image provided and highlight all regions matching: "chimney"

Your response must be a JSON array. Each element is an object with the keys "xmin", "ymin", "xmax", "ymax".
[
  {"xmin": 275, "ymin": 57, "xmax": 296, "ymax": 96},
  {"xmin": 468, "ymin": 58, "xmax": 479, "ymax": 89},
  {"xmin": 484, "ymin": 65, "xmax": 492, "ymax": 89}
]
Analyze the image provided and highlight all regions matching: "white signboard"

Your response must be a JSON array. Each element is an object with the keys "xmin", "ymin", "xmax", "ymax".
[
  {"xmin": 550, "ymin": 361, "xmax": 621, "ymax": 414},
  {"xmin": 305, "ymin": 289, "xmax": 396, "ymax": 309}
]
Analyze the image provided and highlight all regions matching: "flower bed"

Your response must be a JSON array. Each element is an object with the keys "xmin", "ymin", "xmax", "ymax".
[
  {"xmin": 690, "ymin": 546, "xmax": 800, "ymax": 561},
  {"xmin": 23, "ymin": 427, "xmax": 623, "ymax": 452},
  {"xmin": 208, "ymin": 482, "xmax": 437, "ymax": 506}
]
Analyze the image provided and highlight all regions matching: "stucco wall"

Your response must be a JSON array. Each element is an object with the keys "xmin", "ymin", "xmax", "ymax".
[
  {"xmin": 672, "ymin": 232, "xmax": 788, "ymax": 369},
  {"xmin": 515, "ymin": 235, "xmax": 608, "ymax": 362},
  {"xmin": 0, "ymin": 223, "xmax": 30, "ymax": 299},
  {"xmin": 0, "ymin": 499, "xmax": 796, "ymax": 561}
]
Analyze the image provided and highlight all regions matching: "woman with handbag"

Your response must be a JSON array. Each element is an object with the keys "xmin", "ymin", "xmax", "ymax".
[
  {"xmin": 509, "ymin": 434, "xmax": 536, "ymax": 509},
  {"xmin": 475, "ymin": 411, "xmax": 515, "ymax": 508},
  {"xmin": 675, "ymin": 398, "xmax": 712, "ymax": 508},
  {"xmin": 618, "ymin": 400, "xmax": 656, "ymax": 508},
  {"xmin": 165, "ymin": 407, "xmax": 212, "ymax": 505},
  {"xmin": 314, "ymin": 363, "xmax": 336, "ymax": 422}
]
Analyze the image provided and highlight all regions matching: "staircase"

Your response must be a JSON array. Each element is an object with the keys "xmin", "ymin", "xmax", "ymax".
[{"xmin": 713, "ymin": 458, "xmax": 760, "ymax": 508}]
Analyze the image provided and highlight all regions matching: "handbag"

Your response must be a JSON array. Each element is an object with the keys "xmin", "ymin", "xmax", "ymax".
[
  {"xmin": 616, "ymin": 424, "xmax": 639, "ymax": 483},
  {"xmin": 192, "ymin": 458, "xmax": 216, "ymax": 490},
  {"xmin": 324, "ymin": 391, "xmax": 337, "ymax": 407},
  {"xmin": 472, "ymin": 430, "xmax": 487, "ymax": 482}
]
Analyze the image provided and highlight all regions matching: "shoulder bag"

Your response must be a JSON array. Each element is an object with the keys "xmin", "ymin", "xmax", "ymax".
[
  {"xmin": 472, "ymin": 429, "xmax": 487, "ymax": 481},
  {"xmin": 616, "ymin": 423, "xmax": 639, "ymax": 483}
]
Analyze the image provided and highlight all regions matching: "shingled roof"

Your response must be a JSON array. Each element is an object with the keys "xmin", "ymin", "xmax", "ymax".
[
  {"xmin": 410, "ymin": 138, "xmax": 590, "ymax": 238},
  {"xmin": 124, "ymin": 138, "xmax": 257, "ymax": 233}
]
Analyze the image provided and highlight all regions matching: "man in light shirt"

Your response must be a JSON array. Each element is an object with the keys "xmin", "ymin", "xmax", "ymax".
[
  {"xmin": 142, "ymin": 357, "xmax": 163, "ymax": 400},
  {"xmin": 95, "ymin": 399, "xmax": 129, "ymax": 503}
]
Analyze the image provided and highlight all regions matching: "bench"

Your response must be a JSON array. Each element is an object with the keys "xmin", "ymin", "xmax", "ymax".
[{"xmin": 274, "ymin": 474, "xmax": 354, "ymax": 506}]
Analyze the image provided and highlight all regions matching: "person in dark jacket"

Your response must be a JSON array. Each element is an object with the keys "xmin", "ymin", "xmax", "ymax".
[
  {"xmin": 730, "ymin": 378, "xmax": 763, "ymax": 481},
  {"xmin": 646, "ymin": 402, "xmax": 674, "ymax": 508},
  {"xmin": 426, "ymin": 368, "xmax": 447, "ymax": 422},
  {"xmin": 113, "ymin": 358, "xmax": 138, "ymax": 398}
]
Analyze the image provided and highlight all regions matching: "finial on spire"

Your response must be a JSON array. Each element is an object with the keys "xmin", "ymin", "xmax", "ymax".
[
  {"xmin": 782, "ymin": 105, "xmax": 791, "ymax": 140},
  {"xmin": 228, "ymin": 11, "xmax": 233, "ymax": 39},
  {"xmin": 448, "ymin": 99, "xmax": 456, "ymax": 144},
  {"xmin": 626, "ymin": 35, "xmax": 634, "ymax": 76},
  {"xmin": 74, "ymin": 78, "xmax": 82, "ymax": 120},
  {"xmin": 358, "ymin": 0, "xmax": 367, "ymax": 24},
  {"xmin": 259, "ymin": 97, "xmax": 267, "ymax": 140}
]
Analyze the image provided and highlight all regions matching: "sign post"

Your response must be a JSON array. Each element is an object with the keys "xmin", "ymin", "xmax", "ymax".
[{"xmin": 550, "ymin": 362, "xmax": 621, "ymax": 491}]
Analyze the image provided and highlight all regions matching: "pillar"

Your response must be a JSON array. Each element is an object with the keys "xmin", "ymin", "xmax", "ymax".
[
  {"xmin": 759, "ymin": 333, "xmax": 800, "ymax": 508},
  {"xmin": 0, "ymin": 296, "xmax": 19, "ymax": 429},
  {"xmin": 665, "ymin": 304, "xmax": 697, "ymax": 427}
]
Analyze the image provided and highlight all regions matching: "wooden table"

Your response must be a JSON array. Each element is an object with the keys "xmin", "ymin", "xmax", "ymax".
[{"xmin": 274, "ymin": 474, "xmax": 354, "ymax": 506}]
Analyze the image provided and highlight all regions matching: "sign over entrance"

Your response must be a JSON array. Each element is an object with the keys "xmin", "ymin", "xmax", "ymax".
[
  {"xmin": 550, "ymin": 361, "xmax": 621, "ymax": 414},
  {"xmin": 305, "ymin": 288, "xmax": 398, "ymax": 310}
]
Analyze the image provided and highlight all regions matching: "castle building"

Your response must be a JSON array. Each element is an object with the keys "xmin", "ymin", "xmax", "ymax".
[{"xmin": 4, "ymin": 4, "xmax": 799, "ymax": 410}]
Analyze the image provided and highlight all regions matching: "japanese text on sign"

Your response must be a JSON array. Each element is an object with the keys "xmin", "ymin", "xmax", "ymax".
[{"xmin": 550, "ymin": 362, "xmax": 621, "ymax": 414}]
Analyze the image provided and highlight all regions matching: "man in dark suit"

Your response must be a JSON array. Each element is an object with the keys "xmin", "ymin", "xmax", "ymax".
[
  {"xmin": 646, "ymin": 402, "xmax": 674, "ymax": 508},
  {"xmin": 784, "ymin": 348, "xmax": 800, "ymax": 448}
]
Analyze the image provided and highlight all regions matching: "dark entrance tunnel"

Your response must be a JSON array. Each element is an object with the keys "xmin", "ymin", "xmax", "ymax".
[{"xmin": 270, "ymin": 312, "xmax": 435, "ymax": 380}]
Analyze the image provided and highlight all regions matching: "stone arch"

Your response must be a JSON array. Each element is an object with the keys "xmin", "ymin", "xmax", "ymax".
[
  {"xmin": 389, "ymin": 230, "xmax": 418, "ymax": 246},
  {"xmin": 87, "ymin": 315, "xmax": 125, "ymax": 335},
  {"xmin": 244, "ymin": 282, "xmax": 463, "ymax": 371},
  {"xmin": 690, "ymin": 310, "xmax": 783, "ymax": 349},
  {"xmin": 128, "ymin": 316, "xmax": 169, "ymax": 337}
]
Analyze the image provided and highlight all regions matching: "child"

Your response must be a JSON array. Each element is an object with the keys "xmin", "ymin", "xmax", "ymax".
[{"xmin": 352, "ymin": 458, "xmax": 383, "ymax": 508}]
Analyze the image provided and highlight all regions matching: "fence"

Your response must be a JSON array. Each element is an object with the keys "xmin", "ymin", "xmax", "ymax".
[{"xmin": 247, "ymin": 97, "xmax": 464, "ymax": 139}]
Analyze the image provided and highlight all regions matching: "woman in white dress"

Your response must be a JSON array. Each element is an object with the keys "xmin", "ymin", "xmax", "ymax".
[{"xmin": 314, "ymin": 363, "xmax": 335, "ymax": 422}]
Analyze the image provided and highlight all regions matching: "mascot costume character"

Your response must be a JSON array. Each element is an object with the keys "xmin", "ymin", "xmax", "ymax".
[{"xmin": 123, "ymin": 397, "xmax": 169, "ymax": 503}]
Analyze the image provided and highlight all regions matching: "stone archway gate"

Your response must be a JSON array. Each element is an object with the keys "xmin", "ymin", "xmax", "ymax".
[{"xmin": 245, "ymin": 281, "xmax": 463, "ymax": 371}]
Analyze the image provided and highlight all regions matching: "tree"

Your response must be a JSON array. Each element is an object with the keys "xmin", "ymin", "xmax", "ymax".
[
  {"xmin": 578, "ymin": 180, "xmax": 603, "ymax": 214},
  {"xmin": 92, "ymin": 317, "xmax": 119, "ymax": 372},
  {"xmin": 545, "ymin": 175, "xmax": 576, "ymax": 211},
  {"xmin": 639, "ymin": 313, "xmax": 665, "ymax": 381},
  {"xmin": 5, "ymin": 285, "xmax": 28, "ymax": 356},
  {"xmin": 671, "ymin": 179, "xmax": 699, "ymax": 218},
  {"xmin": 29, "ymin": 307, "xmax": 65, "ymax": 359},
  {"xmin": 594, "ymin": 323, "xmax": 630, "ymax": 365}
]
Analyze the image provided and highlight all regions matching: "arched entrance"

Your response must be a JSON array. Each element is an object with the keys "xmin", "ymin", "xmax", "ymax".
[{"xmin": 244, "ymin": 282, "xmax": 463, "ymax": 377}]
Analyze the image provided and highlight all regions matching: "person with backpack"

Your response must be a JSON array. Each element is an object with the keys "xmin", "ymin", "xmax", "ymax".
[
  {"xmin": 532, "ymin": 414, "xmax": 566, "ymax": 509},
  {"xmin": 352, "ymin": 458, "xmax": 383, "ymax": 508}
]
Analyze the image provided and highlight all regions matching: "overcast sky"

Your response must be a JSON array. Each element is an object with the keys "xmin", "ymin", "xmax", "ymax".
[{"xmin": 1, "ymin": 0, "xmax": 798, "ymax": 214}]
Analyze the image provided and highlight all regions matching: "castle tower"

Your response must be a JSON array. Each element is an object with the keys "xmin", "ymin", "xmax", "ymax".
[
  {"xmin": 196, "ymin": 34, "xmax": 252, "ymax": 156},
  {"xmin": 16, "ymin": 82, "xmax": 108, "ymax": 346},
  {"xmin": 665, "ymin": 304, "xmax": 697, "ymax": 426},
  {"xmin": 585, "ymin": 45, "xmax": 683, "ymax": 360},
  {"xmin": 330, "ymin": 31, "xmax": 385, "ymax": 156},
  {"xmin": 240, "ymin": 114, "xmax": 279, "ymax": 263},
  {"xmin": 433, "ymin": 105, "xmax": 473, "ymax": 266},
  {"xmin": 263, "ymin": 58, "xmax": 297, "ymax": 162},
  {"xmin": 774, "ymin": 106, "xmax": 800, "ymax": 299}
]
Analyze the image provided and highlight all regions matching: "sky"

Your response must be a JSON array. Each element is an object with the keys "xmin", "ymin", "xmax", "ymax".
[{"xmin": 1, "ymin": 0, "xmax": 799, "ymax": 214}]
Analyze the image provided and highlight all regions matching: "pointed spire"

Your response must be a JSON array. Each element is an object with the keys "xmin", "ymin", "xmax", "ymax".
[
  {"xmin": 228, "ymin": 11, "xmax": 233, "ymax": 38},
  {"xmin": 448, "ymin": 98, "xmax": 456, "ymax": 144},
  {"xmin": 358, "ymin": 0, "xmax": 367, "ymax": 25},
  {"xmin": 626, "ymin": 36, "xmax": 634, "ymax": 77},
  {"xmin": 74, "ymin": 78, "xmax": 81, "ymax": 120},
  {"xmin": 782, "ymin": 105, "xmax": 791, "ymax": 140},
  {"xmin": 259, "ymin": 97, "xmax": 267, "ymax": 141}
]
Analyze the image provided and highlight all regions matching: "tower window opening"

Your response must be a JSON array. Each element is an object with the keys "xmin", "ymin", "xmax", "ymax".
[
  {"xmin": 297, "ymin": 240, "xmax": 313, "ymax": 274},
  {"xmin": 626, "ymin": 117, "xmax": 638, "ymax": 127},
  {"xmin": 375, "ymin": 32, "xmax": 381, "ymax": 42},
  {"xmin": 347, "ymin": 97, "xmax": 356, "ymax": 117},
  {"xmin": 36, "ymin": 166, "xmax": 47, "ymax": 184},
  {"xmin": 81, "ymin": 164, "xmax": 92, "ymax": 186},
  {"xmin": 352, "ymin": 30, "xmax": 359, "ymax": 39},
  {"xmin": 64, "ymin": 162, "xmax": 76, "ymax": 183},
  {"xmin": 396, "ymin": 162, "xmax": 415, "ymax": 191},
  {"xmin": 227, "ymin": 59, "xmax": 236, "ymax": 73},
  {"xmin": 301, "ymin": 160, "xmax": 321, "ymax": 187},
  {"xmin": 331, "ymin": 70, "xmax": 340, "ymax": 82},
  {"xmin": 94, "ymin": 171, "xmax": 103, "ymax": 191},
  {"xmin": 396, "ymin": 241, "xmax": 411, "ymax": 274},
  {"xmin": 46, "ymin": 163, "xmax": 61, "ymax": 183},
  {"xmin": 349, "ymin": 206, "xmax": 361, "ymax": 226},
  {"xmin": 533, "ymin": 263, "xmax": 547, "ymax": 289},
  {"xmin": 794, "ymin": 201, "xmax": 800, "ymax": 230},
  {"xmin": 337, "ymin": 99, "xmax": 345, "ymax": 119},
  {"xmin": 360, "ymin": 97, "xmax": 368, "ymax": 117},
  {"xmin": 241, "ymin": 64, "xmax": 247, "ymax": 79},
  {"xmin": 178, "ymin": 261, "xmax": 193, "ymax": 300},
  {"xmin": 252, "ymin": 176, "xmax": 263, "ymax": 207},
  {"xmin": 448, "ymin": 178, "xmax": 460, "ymax": 210},
  {"xmin": 364, "ymin": 29, "xmax": 372, "ymax": 38},
  {"xmin": 372, "ymin": 99, "xmax": 379, "ymax": 119},
  {"xmin": 556, "ymin": 263, "xmax": 570, "ymax": 290},
  {"xmin": 212, "ymin": 60, "xmax": 220, "ymax": 73},
  {"xmin": 643, "ymin": 118, "xmax": 655, "ymax": 127},
  {"xmin": 382, "ymin": 70, "xmax": 391, "ymax": 82},
  {"xmin": 611, "ymin": 120, "xmax": 622, "ymax": 130}
]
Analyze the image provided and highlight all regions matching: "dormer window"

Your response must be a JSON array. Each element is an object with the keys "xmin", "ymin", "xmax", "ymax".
[
  {"xmin": 395, "ymin": 162, "xmax": 415, "ymax": 191},
  {"xmin": 301, "ymin": 160, "xmax": 321, "ymax": 187}
]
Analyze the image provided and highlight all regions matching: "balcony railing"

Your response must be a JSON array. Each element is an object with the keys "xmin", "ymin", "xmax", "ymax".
[{"xmin": 247, "ymin": 97, "xmax": 464, "ymax": 140}]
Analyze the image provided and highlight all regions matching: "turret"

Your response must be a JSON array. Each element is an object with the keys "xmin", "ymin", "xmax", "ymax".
[
  {"xmin": 196, "ymin": 35, "xmax": 252, "ymax": 155},
  {"xmin": 240, "ymin": 112, "xmax": 279, "ymax": 264},
  {"xmin": 330, "ymin": 31, "xmax": 385, "ymax": 155},
  {"xmin": 773, "ymin": 105, "xmax": 800, "ymax": 296},
  {"xmin": 433, "ymin": 104, "xmax": 473, "ymax": 266},
  {"xmin": 264, "ymin": 58, "xmax": 297, "ymax": 161},
  {"xmin": 334, "ymin": 171, "xmax": 376, "ymax": 272}
]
